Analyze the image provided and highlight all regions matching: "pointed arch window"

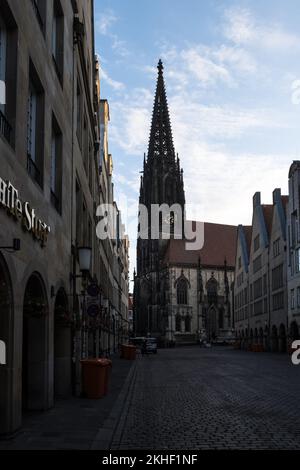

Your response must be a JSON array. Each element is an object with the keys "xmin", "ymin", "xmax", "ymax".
[{"xmin": 177, "ymin": 279, "xmax": 188, "ymax": 305}]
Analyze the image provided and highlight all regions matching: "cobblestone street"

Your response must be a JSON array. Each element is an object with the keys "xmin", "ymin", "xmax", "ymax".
[{"xmin": 110, "ymin": 346, "xmax": 300, "ymax": 450}]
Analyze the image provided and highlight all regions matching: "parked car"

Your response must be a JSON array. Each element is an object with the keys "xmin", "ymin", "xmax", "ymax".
[{"xmin": 145, "ymin": 337, "xmax": 158, "ymax": 354}]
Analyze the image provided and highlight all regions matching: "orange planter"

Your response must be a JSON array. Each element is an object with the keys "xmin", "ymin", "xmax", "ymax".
[
  {"xmin": 81, "ymin": 358, "xmax": 112, "ymax": 399},
  {"xmin": 120, "ymin": 344, "xmax": 136, "ymax": 360}
]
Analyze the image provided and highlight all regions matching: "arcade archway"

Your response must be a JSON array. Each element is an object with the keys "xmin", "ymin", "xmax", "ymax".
[
  {"xmin": 22, "ymin": 272, "xmax": 48, "ymax": 410},
  {"xmin": 0, "ymin": 254, "xmax": 13, "ymax": 434}
]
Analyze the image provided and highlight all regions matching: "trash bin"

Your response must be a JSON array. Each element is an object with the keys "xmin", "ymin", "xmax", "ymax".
[
  {"xmin": 126, "ymin": 345, "xmax": 136, "ymax": 360},
  {"xmin": 120, "ymin": 344, "xmax": 136, "ymax": 360},
  {"xmin": 81, "ymin": 358, "xmax": 108, "ymax": 399}
]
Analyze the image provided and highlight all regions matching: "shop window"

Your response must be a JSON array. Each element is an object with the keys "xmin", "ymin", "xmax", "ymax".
[
  {"xmin": 27, "ymin": 60, "xmax": 44, "ymax": 188},
  {"xmin": 50, "ymin": 113, "xmax": 62, "ymax": 213},
  {"xmin": 52, "ymin": 0, "xmax": 64, "ymax": 84}
]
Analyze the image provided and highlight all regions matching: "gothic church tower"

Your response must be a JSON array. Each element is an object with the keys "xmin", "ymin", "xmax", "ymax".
[{"xmin": 135, "ymin": 60, "xmax": 185, "ymax": 337}]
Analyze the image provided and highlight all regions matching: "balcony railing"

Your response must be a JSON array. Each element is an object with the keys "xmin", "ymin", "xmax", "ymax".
[
  {"xmin": 31, "ymin": 0, "xmax": 44, "ymax": 31},
  {"xmin": 0, "ymin": 110, "xmax": 12, "ymax": 144},
  {"xmin": 27, "ymin": 154, "xmax": 42, "ymax": 187}
]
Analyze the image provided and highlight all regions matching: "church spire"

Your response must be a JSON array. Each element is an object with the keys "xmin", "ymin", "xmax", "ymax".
[{"xmin": 147, "ymin": 59, "xmax": 175, "ymax": 160}]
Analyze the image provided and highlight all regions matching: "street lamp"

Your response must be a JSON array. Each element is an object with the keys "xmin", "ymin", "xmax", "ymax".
[
  {"xmin": 70, "ymin": 244, "xmax": 92, "ymax": 394},
  {"xmin": 78, "ymin": 246, "xmax": 92, "ymax": 275}
]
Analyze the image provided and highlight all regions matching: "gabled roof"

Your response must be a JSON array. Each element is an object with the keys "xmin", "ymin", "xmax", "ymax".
[
  {"xmin": 261, "ymin": 204, "xmax": 274, "ymax": 237},
  {"xmin": 164, "ymin": 221, "xmax": 237, "ymax": 268}
]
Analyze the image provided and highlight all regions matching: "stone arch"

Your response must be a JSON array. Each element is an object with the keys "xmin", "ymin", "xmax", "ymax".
[
  {"xmin": 279, "ymin": 324, "xmax": 287, "ymax": 353},
  {"xmin": 22, "ymin": 272, "xmax": 49, "ymax": 411},
  {"xmin": 259, "ymin": 327, "xmax": 264, "ymax": 346},
  {"xmin": 175, "ymin": 272, "xmax": 190, "ymax": 305},
  {"xmin": 271, "ymin": 325, "xmax": 279, "ymax": 352},
  {"xmin": 175, "ymin": 315, "xmax": 181, "ymax": 332},
  {"xmin": 206, "ymin": 274, "xmax": 218, "ymax": 305},
  {"xmin": 185, "ymin": 315, "xmax": 191, "ymax": 333},
  {"xmin": 207, "ymin": 305, "xmax": 217, "ymax": 341},
  {"xmin": 250, "ymin": 328, "xmax": 253, "ymax": 346},
  {"xmin": 290, "ymin": 321, "xmax": 299, "ymax": 341},
  {"xmin": 54, "ymin": 287, "xmax": 71, "ymax": 398},
  {"xmin": 0, "ymin": 253, "xmax": 14, "ymax": 434}
]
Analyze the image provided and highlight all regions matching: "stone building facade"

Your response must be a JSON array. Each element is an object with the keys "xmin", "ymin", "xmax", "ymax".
[
  {"xmin": 286, "ymin": 161, "xmax": 300, "ymax": 344},
  {"xmin": 0, "ymin": 0, "xmax": 129, "ymax": 436},
  {"xmin": 234, "ymin": 190, "xmax": 289, "ymax": 351}
]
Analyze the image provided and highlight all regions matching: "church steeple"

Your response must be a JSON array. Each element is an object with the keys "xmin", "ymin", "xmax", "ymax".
[
  {"xmin": 147, "ymin": 60, "xmax": 175, "ymax": 161},
  {"xmin": 141, "ymin": 60, "xmax": 185, "ymax": 208}
]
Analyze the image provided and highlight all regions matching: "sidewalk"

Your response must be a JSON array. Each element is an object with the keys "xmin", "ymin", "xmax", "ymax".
[{"xmin": 0, "ymin": 356, "xmax": 135, "ymax": 450}]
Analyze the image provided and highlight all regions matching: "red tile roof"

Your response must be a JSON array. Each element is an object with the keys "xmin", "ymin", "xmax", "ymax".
[
  {"xmin": 262, "ymin": 204, "xmax": 274, "ymax": 236},
  {"xmin": 164, "ymin": 221, "xmax": 237, "ymax": 268}
]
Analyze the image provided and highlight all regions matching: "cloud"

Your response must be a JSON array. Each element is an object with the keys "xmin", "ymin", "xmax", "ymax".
[
  {"xmin": 100, "ymin": 67, "xmax": 125, "ymax": 91},
  {"xmin": 96, "ymin": 10, "xmax": 117, "ymax": 35},
  {"xmin": 224, "ymin": 6, "xmax": 300, "ymax": 51},
  {"xmin": 96, "ymin": 9, "xmax": 130, "ymax": 58},
  {"xmin": 182, "ymin": 48, "xmax": 232, "ymax": 86}
]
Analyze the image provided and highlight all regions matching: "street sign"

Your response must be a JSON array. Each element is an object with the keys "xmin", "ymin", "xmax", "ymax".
[
  {"xmin": 87, "ymin": 282, "xmax": 100, "ymax": 297},
  {"xmin": 87, "ymin": 303, "xmax": 99, "ymax": 318}
]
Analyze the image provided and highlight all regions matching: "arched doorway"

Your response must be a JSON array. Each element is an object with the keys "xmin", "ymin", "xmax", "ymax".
[
  {"xmin": 0, "ymin": 254, "xmax": 13, "ymax": 434},
  {"xmin": 259, "ymin": 327, "xmax": 264, "ymax": 346},
  {"xmin": 290, "ymin": 321, "xmax": 299, "ymax": 341},
  {"xmin": 271, "ymin": 325, "xmax": 279, "ymax": 352},
  {"xmin": 207, "ymin": 306, "xmax": 217, "ymax": 341},
  {"xmin": 279, "ymin": 324, "xmax": 287, "ymax": 353},
  {"xmin": 23, "ymin": 273, "xmax": 48, "ymax": 410},
  {"xmin": 264, "ymin": 326, "xmax": 269, "ymax": 351},
  {"xmin": 54, "ymin": 287, "xmax": 71, "ymax": 398}
]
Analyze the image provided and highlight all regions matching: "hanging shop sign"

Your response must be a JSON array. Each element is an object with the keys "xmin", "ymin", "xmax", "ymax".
[{"xmin": 0, "ymin": 176, "xmax": 51, "ymax": 247}]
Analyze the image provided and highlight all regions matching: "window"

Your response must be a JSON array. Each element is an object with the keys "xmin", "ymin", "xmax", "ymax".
[
  {"xmin": 177, "ymin": 279, "xmax": 188, "ymax": 305},
  {"xmin": 295, "ymin": 248, "xmax": 300, "ymax": 274},
  {"xmin": 253, "ymin": 277, "xmax": 262, "ymax": 300},
  {"xmin": 273, "ymin": 238, "xmax": 280, "ymax": 257},
  {"xmin": 75, "ymin": 179, "xmax": 81, "ymax": 244},
  {"xmin": 254, "ymin": 300, "xmax": 263, "ymax": 315},
  {"xmin": 88, "ymin": 138, "xmax": 93, "ymax": 192},
  {"xmin": 254, "ymin": 234, "xmax": 260, "ymax": 252},
  {"xmin": 175, "ymin": 316, "xmax": 181, "ymax": 332},
  {"xmin": 50, "ymin": 114, "xmax": 62, "ymax": 213},
  {"xmin": 76, "ymin": 79, "xmax": 82, "ymax": 147},
  {"xmin": 83, "ymin": 112, "xmax": 88, "ymax": 171},
  {"xmin": 263, "ymin": 273, "xmax": 267, "ymax": 295},
  {"xmin": 0, "ymin": 5, "xmax": 17, "ymax": 146},
  {"xmin": 253, "ymin": 255, "xmax": 262, "ymax": 273},
  {"xmin": 273, "ymin": 292, "xmax": 284, "ymax": 311},
  {"xmin": 272, "ymin": 264, "xmax": 283, "ymax": 291},
  {"xmin": 291, "ymin": 289, "xmax": 295, "ymax": 310},
  {"xmin": 27, "ymin": 62, "xmax": 44, "ymax": 187},
  {"xmin": 31, "ymin": 0, "xmax": 46, "ymax": 33},
  {"xmin": 237, "ymin": 272, "xmax": 243, "ymax": 287},
  {"xmin": 0, "ymin": 16, "xmax": 7, "ymax": 114},
  {"xmin": 52, "ymin": 0, "xmax": 64, "ymax": 84},
  {"xmin": 297, "ymin": 286, "xmax": 300, "ymax": 308}
]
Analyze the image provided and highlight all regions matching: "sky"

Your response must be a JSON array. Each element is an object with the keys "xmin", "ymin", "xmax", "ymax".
[{"xmin": 94, "ymin": 0, "xmax": 300, "ymax": 287}]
